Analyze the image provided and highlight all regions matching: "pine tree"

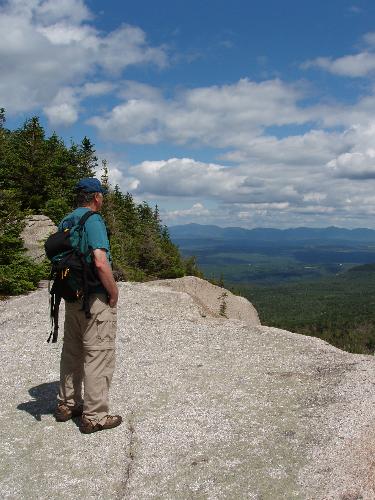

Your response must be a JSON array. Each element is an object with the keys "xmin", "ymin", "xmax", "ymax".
[
  {"xmin": 78, "ymin": 137, "xmax": 97, "ymax": 178},
  {"xmin": 12, "ymin": 117, "xmax": 48, "ymax": 211}
]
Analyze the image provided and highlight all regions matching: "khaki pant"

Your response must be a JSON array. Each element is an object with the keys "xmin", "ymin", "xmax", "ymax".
[{"xmin": 58, "ymin": 294, "xmax": 117, "ymax": 425}]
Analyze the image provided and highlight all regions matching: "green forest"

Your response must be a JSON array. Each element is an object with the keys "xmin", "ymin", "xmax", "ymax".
[
  {"xmin": 234, "ymin": 264, "xmax": 375, "ymax": 355},
  {"xmin": 0, "ymin": 110, "xmax": 201, "ymax": 295}
]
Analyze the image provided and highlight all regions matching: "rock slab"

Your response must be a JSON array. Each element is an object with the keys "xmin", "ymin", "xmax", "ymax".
[
  {"xmin": 20, "ymin": 215, "xmax": 56, "ymax": 262},
  {"xmin": 149, "ymin": 276, "xmax": 260, "ymax": 325},
  {"xmin": 0, "ymin": 280, "xmax": 375, "ymax": 499}
]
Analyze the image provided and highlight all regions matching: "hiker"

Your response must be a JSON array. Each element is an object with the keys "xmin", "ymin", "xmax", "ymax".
[{"xmin": 54, "ymin": 178, "xmax": 122, "ymax": 433}]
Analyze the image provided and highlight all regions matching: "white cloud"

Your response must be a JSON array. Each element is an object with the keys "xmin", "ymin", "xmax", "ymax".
[
  {"xmin": 303, "ymin": 52, "xmax": 375, "ymax": 77},
  {"xmin": 0, "ymin": 0, "xmax": 167, "ymax": 117},
  {"xmin": 302, "ymin": 32, "xmax": 375, "ymax": 78},
  {"xmin": 34, "ymin": 0, "xmax": 92, "ymax": 25},
  {"xmin": 38, "ymin": 22, "xmax": 96, "ymax": 46},
  {"xmin": 221, "ymin": 129, "xmax": 345, "ymax": 166},
  {"xmin": 326, "ymin": 123, "xmax": 375, "ymax": 179},
  {"xmin": 128, "ymin": 158, "xmax": 247, "ymax": 198},
  {"xmin": 81, "ymin": 81, "xmax": 116, "ymax": 97},
  {"xmin": 328, "ymin": 150, "xmax": 375, "ymax": 179},
  {"xmin": 89, "ymin": 78, "xmax": 313, "ymax": 146},
  {"xmin": 98, "ymin": 142, "xmax": 375, "ymax": 227},
  {"xmin": 43, "ymin": 101, "xmax": 78, "ymax": 126},
  {"xmin": 99, "ymin": 25, "xmax": 167, "ymax": 73},
  {"xmin": 164, "ymin": 203, "xmax": 210, "ymax": 220},
  {"xmin": 123, "ymin": 156, "xmax": 322, "ymax": 211},
  {"xmin": 303, "ymin": 192, "xmax": 327, "ymax": 202},
  {"xmin": 42, "ymin": 82, "xmax": 116, "ymax": 125},
  {"xmin": 43, "ymin": 87, "xmax": 79, "ymax": 125},
  {"xmin": 85, "ymin": 65, "xmax": 375, "ymax": 227}
]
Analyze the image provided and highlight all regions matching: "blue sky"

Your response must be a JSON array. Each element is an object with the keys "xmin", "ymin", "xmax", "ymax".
[{"xmin": 2, "ymin": 0, "xmax": 375, "ymax": 228}]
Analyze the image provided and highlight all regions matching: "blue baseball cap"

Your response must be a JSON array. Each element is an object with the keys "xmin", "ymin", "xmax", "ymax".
[{"xmin": 75, "ymin": 177, "xmax": 107, "ymax": 194}]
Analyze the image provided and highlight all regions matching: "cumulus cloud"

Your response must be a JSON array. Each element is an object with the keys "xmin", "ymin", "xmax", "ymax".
[
  {"xmin": 43, "ymin": 87, "xmax": 79, "ymax": 125},
  {"xmin": 89, "ymin": 78, "xmax": 315, "ymax": 147},
  {"xmin": 69, "ymin": 63, "xmax": 375, "ymax": 226},
  {"xmin": 99, "ymin": 142, "xmax": 375, "ymax": 227},
  {"xmin": 0, "ymin": 0, "xmax": 167, "ymax": 118},
  {"xmin": 43, "ymin": 82, "xmax": 116, "ymax": 125},
  {"xmin": 106, "ymin": 118, "xmax": 375, "ymax": 226},
  {"xmin": 28, "ymin": 0, "xmax": 92, "ymax": 25},
  {"xmin": 124, "ymin": 156, "xmax": 324, "ymax": 210},
  {"xmin": 128, "ymin": 158, "xmax": 247, "ymax": 198},
  {"xmin": 303, "ymin": 52, "xmax": 375, "ymax": 77},
  {"xmin": 164, "ymin": 203, "xmax": 211, "ymax": 221},
  {"xmin": 328, "ymin": 150, "xmax": 375, "ymax": 179},
  {"xmin": 326, "ymin": 123, "xmax": 375, "ymax": 179},
  {"xmin": 221, "ymin": 129, "xmax": 346, "ymax": 167},
  {"xmin": 302, "ymin": 31, "xmax": 375, "ymax": 78}
]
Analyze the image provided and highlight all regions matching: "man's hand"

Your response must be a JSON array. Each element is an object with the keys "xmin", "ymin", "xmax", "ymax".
[
  {"xmin": 108, "ymin": 295, "xmax": 118, "ymax": 308},
  {"xmin": 93, "ymin": 248, "xmax": 119, "ymax": 307}
]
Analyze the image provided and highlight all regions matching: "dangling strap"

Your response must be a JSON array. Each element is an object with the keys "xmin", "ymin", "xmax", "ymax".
[
  {"xmin": 80, "ymin": 252, "xmax": 92, "ymax": 319},
  {"xmin": 48, "ymin": 289, "xmax": 61, "ymax": 343}
]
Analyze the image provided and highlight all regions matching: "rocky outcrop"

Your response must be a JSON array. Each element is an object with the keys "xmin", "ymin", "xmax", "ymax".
[
  {"xmin": 20, "ymin": 215, "xmax": 56, "ymax": 262},
  {"xmin": 148, "ymin": 275, "xmax": 260, "ymax": 325},
  {"xmin": 1, "ymin": 280, "xmax": 374, "ymax": 499}
]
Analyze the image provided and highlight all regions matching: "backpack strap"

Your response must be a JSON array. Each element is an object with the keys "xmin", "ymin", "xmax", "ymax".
[{"xmin": 77, "ymin": 209, "xmax": 97, "ymax": 229}]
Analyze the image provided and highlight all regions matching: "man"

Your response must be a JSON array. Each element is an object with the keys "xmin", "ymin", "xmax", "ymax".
[{"xmin": 54, "ymin": 177, "xmax": 121, "ymax": 434}]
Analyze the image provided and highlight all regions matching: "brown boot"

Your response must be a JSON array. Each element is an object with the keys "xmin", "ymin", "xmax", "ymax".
[
  {"xmin": 79, "ymin": 414, "xmax": 122, "ymax": 434},
  {"xmin": 54, "ymin": 402, "xmax": 83, "ymax": 422}
]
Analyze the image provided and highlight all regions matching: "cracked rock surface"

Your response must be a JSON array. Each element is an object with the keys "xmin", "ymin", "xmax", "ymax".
[{"xmin": 1, "ymin": 279, "xmax": 375, "ymax": 499}]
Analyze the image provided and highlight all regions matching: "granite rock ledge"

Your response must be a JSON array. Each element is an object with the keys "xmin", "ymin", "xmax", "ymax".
[{"xmin": 0, "ymin": 279, "xmax": 374, "ymax": 499}]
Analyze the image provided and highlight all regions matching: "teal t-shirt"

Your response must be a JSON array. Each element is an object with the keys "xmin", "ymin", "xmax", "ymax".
[{"xmin": 59, "ymin": 207, "xmax": 111, "ymax": 293}]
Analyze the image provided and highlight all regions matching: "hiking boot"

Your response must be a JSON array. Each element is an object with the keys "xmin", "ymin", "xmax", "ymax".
[
  {"xmin": 54, "ymin": 402, "xmax": 83, "ymax": 422},
  {"xmin": 79, "ymin": 414, "xmax": 123, "ymax": 434}
]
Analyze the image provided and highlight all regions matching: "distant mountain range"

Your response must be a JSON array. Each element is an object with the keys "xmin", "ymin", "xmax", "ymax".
[
  {"xmin": 169, "ymin": 223, "xmax": 375, "ymax": 244},
  {"xmin": 168, "ymin": 224, "xmax": 375, "ymax": 284}
]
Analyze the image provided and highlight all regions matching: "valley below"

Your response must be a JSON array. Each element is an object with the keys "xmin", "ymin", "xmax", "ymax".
[{"xmin": 170, "ymin": 224, "xmax": 375, "ymax": 354}]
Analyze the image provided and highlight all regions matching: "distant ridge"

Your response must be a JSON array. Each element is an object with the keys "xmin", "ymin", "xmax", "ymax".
[{"xmin": 169, "ymin": 223, "xmax": 375, "ymax": 243}]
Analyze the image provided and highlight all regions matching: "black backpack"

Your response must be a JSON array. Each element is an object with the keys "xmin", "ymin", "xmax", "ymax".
[{"xmin": 44, "ymin": 210, "xmax": 102, "ymax": 343}]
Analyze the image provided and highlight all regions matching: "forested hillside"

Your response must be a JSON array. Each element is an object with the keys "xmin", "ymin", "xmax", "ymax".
[
  {"xmin": 236, "ymin": 264, "xmax": 375, "ymax": 355},
  {"xmin": 0, "ymin": 110, "xmax": 201, "ymax": 295}
]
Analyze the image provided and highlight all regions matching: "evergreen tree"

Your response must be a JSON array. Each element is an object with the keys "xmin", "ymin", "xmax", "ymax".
[
  {"xmin": 0, "ymin": 190, "xmax": 45, "ymax": 295},
  {"xmin": 78, "ymin": 137, "xmax": 98, "ymax": 178},
  {"xmin": 14, "ymin": 117, "xmax": 48, "ymax": 211}
]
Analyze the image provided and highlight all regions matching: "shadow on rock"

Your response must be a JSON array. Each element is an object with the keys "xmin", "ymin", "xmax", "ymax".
[{"xmin": 17, "ymin": 381, "xmax": 59, "ymax": 421}]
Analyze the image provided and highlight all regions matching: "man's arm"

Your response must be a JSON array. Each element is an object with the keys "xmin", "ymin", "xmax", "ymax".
[{"xmin": 93, "ymin": 248, "xmax": 118, "ymax": 307}]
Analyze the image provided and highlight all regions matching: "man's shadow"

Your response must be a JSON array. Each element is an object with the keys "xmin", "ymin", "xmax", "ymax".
[{"xmin": 17, "ymin": 381, "xmax": 59, "ymax": 421}]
